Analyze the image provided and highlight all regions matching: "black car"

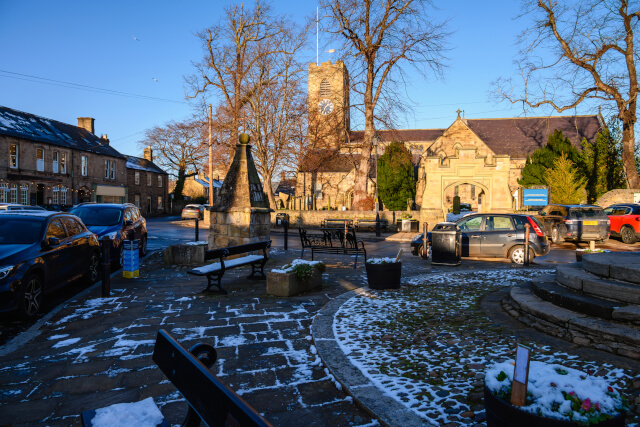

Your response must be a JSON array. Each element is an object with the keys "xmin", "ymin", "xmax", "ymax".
[
  {"xmin": 69, "ymin": 203, "xmax": 147, "ymax": 267},
  {"xmin": 410, "ymin": 213, "xmax": 550, "ymax": 264},
  {"xmin": 535, "ymin": 204, "xmax": 610, "ymax": 244},
  {"xmin": 0, "ymin": 211, "xmax": 100, "ymax": 318}
]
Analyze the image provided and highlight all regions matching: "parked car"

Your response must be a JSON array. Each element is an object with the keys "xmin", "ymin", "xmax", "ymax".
[
  {"xmin": 69, "ymin": 203, "xmax": 147, "ymax": 267},
  {"xmin": 535, "ymin": 204, "xmax": 610, "ymax": 244},
  {"xmin": 604, "ymin": 203, "xmax": 640, "ymax": 244},
  {"xmin": 410, "ymin": 213, "xmax": 550, "ymax": 264},
  {"xmin": 182, "ymin": 204, "xmax": 205, "ymax": 220},
  {"xmin": 0, "ymin": 203, "xmax": 46, "ymax": 211},
  {"xmin": 0, "ymin": 211, "xmax": 100, "ymax": 318}
]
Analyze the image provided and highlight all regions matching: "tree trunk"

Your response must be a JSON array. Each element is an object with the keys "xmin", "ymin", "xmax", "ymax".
[
  {"xmin": 621, "ymin": 119, "xmax": 640, "ymax": 188},
  {"xmin": 174, "ymin": 168, "xmax": 186, "ymax": 200},
  {"xmin": 264, "ymin": 173, "xmax": 275, "ymax": 209},
  {"xmin": 353, "ymin": 70, "xmax": 375, "ymax": 211}
]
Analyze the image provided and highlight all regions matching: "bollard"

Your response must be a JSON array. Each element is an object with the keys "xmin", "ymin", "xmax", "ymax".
[
  {"xmin": 375, "ymin": 212, "xmax": 381, "ymax": 237},
  {"xmin": 101, "ymin": 235, "xmax": 111, "ymax": 297},
  {"xmin": 524, "ymin": 223, "xmax": 530, "ymax": 266},
  {"xmin": 283, "ymin": 219, "xmax": 289, "ymax": 251},
  {"xmin": 422, "ymin": 222, "xmax": 429, "ymax": 259},
  {"xmin": 195, "ymin": 217, "xmax": 199, "ymax": 242}
]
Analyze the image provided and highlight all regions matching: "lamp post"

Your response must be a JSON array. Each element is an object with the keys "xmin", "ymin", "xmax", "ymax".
[{"xmin": 373, "ymin": 135, "xmax": 381, "ymax": 237}]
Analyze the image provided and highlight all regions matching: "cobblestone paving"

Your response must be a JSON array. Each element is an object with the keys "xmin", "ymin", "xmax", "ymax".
[{"xmin": 334, "ymin": 270, "xmax": 640, "ymax": 426}]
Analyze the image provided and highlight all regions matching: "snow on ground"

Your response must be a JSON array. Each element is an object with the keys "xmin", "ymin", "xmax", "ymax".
[{"xmin": 333, "ymin": 269, "xmax": 637, "ymax": 425}]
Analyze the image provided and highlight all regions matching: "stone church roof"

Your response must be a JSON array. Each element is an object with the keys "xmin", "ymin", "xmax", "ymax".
[
  {"xmin": 465, "ymin": 115, "xmax": 602, "ymax": 158},
  {"xmin": 350, "ymin": 128, "xmax": 445, "ymax": 143}
]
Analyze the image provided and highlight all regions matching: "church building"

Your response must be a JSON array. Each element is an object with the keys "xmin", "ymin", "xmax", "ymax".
[{"xmin": 297, "ymin": 61, "xmax": 603, "ymax": 225}]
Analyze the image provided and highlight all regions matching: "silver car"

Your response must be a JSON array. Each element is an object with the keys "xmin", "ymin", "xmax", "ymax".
[{"xmin": 181, "ymin": 204, "xmax": 204, "ymax": 220}]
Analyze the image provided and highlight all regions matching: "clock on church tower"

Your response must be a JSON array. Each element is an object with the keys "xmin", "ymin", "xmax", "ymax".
[{"xmin": 308, "ymin": 60, "xmax": 350, "ymax": 148}]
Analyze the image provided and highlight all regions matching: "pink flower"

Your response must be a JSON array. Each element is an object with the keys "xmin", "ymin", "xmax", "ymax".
[
  {"xmin": 595, "ymin": 402, "xmax": 600, "ymax": 411},
  {"xmin": 608, "ymin": 386, "xmax": 614, "ymax": 393},
  {"xmin": 581, "ymin": 398, "xmax": 592, "ymax": 411},
  {"xmin": 550, "ymin": 382, "xmax": 557, "ymax": 387},
  {"xmin": 569, "ymin": 391, "xmax": 576, "ymax": 396}
]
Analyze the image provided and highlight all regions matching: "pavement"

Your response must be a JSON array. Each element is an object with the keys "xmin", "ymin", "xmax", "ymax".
[{"xmin": 1, "ymin": 238, "xmax": 639, "ymax": 427}]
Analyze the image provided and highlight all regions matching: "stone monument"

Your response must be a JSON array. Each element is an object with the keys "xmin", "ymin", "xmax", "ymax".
[{"xmin": 209, "ymin": 133, "xmax": 272, "ymax": 248}]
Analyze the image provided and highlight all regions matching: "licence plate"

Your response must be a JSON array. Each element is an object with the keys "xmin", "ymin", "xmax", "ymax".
[{"xmin": 583, "ymin": 221, "xmax": 598, "ymax": 225}]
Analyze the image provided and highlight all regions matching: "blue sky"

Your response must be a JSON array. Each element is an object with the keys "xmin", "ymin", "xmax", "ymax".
[{"xmin": 0, "ymin": 1, "xmax": 594, "ymax": 157}]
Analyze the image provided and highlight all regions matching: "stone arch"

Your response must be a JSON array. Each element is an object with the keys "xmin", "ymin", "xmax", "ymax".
[{"xmin": 442, "ymin": 180, "xmax": 490, "ymax": 218}]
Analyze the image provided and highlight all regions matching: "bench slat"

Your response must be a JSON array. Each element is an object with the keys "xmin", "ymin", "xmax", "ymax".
[{"xmin": 189, "ymin": 255, "xmax": 264, "ymax": 275}]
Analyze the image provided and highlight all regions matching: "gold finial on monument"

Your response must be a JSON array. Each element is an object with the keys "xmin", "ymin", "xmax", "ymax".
[{"xmin": 239, "ymin": 133, "xmax": 250, "ymax": 144}]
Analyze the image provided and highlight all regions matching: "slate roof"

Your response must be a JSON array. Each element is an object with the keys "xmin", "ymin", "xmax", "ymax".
[
  {"xmin": 0, "ymin": 106, "xmax": 124, "ymax": 158},
  {"xmin": 350, "ymin": 128, "xmax": 444, "ymax": 143},
  {"xmin": 465, "ymin": 115, "xmax": 602, "ymax": 158},
  {"xmin": 274, "ymin": 179, "xmax": 296, "ymax": 196},
  {"xmin": 194, "ymin": 176, "xmax": 223, "ymax": 189},
  {"xmin": 125, "ymin": 156, "xmax": 168, "ymax": 175}
]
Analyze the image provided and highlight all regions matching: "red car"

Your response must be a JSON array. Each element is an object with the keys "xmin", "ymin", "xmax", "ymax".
[{"xmin": 604, "ymin": 203, "xmax": 640, "ymax": 244}]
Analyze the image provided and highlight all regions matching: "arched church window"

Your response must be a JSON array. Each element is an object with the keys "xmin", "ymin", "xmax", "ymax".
[{"xmin": 320, "ymin": 79, "xmax": 331, "ymax": 97}]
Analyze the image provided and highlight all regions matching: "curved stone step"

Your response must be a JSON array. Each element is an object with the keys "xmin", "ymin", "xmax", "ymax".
[
  {"xmin": 582, "ymin": 252, "xmax": 640, "ymax": 284},
  {"xmin": 508, "ymin": 283, "xmax": 640, "ymax": 359},
  {"xmin": 556, "ymin": 263, "xmax": 640, "ymax": 305},
  {"xmin": 532, "ymin": 277, "xmax": 619, "ymax": 320}
]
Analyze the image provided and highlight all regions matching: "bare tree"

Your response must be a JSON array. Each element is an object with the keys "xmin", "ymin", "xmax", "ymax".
[
  {"xmin": 495, "ymin": 0, "xmax": 640, "ymax": 188},
  {"xmin": 140, "ymin": 120, "xmax": 208, "ymax": 200},
  {"xmin": 321, "ymin": 0, "xmax": 449, "ymax": 209}
]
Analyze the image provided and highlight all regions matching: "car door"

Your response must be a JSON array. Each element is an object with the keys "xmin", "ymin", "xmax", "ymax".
[
  {"xmin": 606, "ymin": 206, "xmax": 629, "ymax": 234},
  {"xmin": 42, "ymin": 218, "xmax": 71, "ymax": 289},
  {"xmin": 60, "ymin": 216, "xmax": 88, "ymax": 282},
  {"xmin": 122, "ymin": 207, "xmax": 135, "ymax": 241},
  {"xmin": 456, "ymin": 215, "xmax": 483, "ymax": 257},
  {"xmin": 481, "ymin": 215, "xmax": 516, "ymax": 256}
]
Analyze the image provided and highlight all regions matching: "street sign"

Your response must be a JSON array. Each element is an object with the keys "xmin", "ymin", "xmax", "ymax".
[
  {"xmin": 523, "ymin": 189, "xmax": 548, "ymax": 206},
  {"xmin": 123, "ymin": 239, "xmax": 139, "ymax": 278}
]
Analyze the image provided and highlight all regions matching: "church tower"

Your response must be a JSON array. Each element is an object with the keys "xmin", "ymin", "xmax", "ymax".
[{"xmin": 308, "ymin": 61, "xmax": 350, "ymax": 149}]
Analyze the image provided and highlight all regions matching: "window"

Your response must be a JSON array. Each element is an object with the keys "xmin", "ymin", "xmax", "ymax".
[
  {"xmin": 53, "ymin": 151, "xmax": 59, "ymax": 173},
  {"xmin": 9, "ymin": 184, "xmax": 17, "ymax": 203},
  {"xmin": 20, "ymin": 184, "xmax": 28, "ymax": 205},
  {"xmin": 0, "ymin": 183, "xmax": 7, "ymax": 203},
  {"xmin": 36, "ymin": 148, "xmax": 44, "ymax": 171},
  {"xmin": 60, "ymin": 153, "xmax": 66, "ymax": 174},
  {"xmin": 110, "ymin": 161, "xmax": 116, "ymax": 179},
  {"xmin": 105, "ymin": 160, "xmax": 110, "ymax": 178},
  {"xmin": 61, "ymin": 217, "xmax": 83, "ymax": 236},
  {"xmin": 9, "ymin": 144, "xmax": 18, "ymax": 168},
  {"xmin": 158, "ymin": 175, "xmax": 162, "ymax": 187},
  {"xmin": 458, "ymin": 216, "xmax": 482, "ymax": 231},
  {"xmin": 320, "ymin": 78, "xmax": 331, "ymax": 97},
  {"xmin": 134, "ymin": 194, "xmax": 140, "ymax": 208},
  {"xmin": 147, "ymin": 174, "xmax": 151, "ymax": 186},
  {"xmin": 46, "ymin": 219, "xmax": 67, "ymax": 240},
  {"xmin": 60, "ymin": 186, "xmax": 67, "ymax": 205},
  {"xmin": 135, "ymin": 172, "xmax": 140, "ymax": 185},
  {"xmin": 485, "ymin": 216, "xmax": 513, "ymax": 231},
  {"xmin": 81, "ymin": 156, "xmax": 88, "ymax": 176},
  {"xmin": 53, "ymin": 186, "xmax": 60, "ymax": 204},
  {"xmin": 158, "ymin": 196, "xmax": 163, "ymax": 209}
]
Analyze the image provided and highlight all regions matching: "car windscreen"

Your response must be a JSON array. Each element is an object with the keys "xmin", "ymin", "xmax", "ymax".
[
  {"xmin": 540, "ymin": 205, "xmax": 568, "ymax": 217},
  {"xmin": 70, "ymin": 207, "xmax": 123, "ymax": 226},
  {"xmin": 0, "ymin": 217, "xmax": 45, "ymax": 244}
]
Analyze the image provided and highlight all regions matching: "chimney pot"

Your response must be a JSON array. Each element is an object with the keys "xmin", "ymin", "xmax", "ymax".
[
  {"xmin": 101, "ymin": 134, "xmax": 109, "ymax": 145},
  {"xmin": 144, "ymin": 146, "xmax": 153, "ymax": 162},
  {"xmin": 77, "ymin": 117, "xmax": 95, "ymax": 134}
]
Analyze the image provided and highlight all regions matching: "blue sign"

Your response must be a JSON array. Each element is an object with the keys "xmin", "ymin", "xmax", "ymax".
[
  {"xmin": 523, "ymin": 189, "xmax": 549, "ymax": 206},
  {"xmin": 123, "ymin": 240, "xmax": 139, "ymax": 278}
]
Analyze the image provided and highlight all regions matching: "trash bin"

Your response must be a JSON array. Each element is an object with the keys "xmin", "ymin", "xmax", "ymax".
[
  {"xmin": 431, "ymin": 222, "xmax": 461, "ymax": 266},
  {"xmin": 275, "ymin": 213, "xmax": 290, "ymax": 227}
]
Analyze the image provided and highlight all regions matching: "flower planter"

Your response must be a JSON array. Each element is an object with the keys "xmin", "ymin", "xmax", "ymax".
[
  {"xmin": 484, "ymin": 385, "xmax": 625, "ymax": 427},
  {"xmin": 576, "ymin": 249, "xmax": 608, "ymax": 262},
  {"xmin": 266, "ymin": 262, "xmax": 324, "ymax": 297},
  {"xmin": 365, "ymin": 262, "xmax": 401, "ymax": 290}
]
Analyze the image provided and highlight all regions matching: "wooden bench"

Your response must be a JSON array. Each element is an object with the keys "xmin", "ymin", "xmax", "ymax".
[
  {"xmin": 299, "ymin": 227, "xmax": 366, "ymax": 268},
  {"xmin": 321, "ymin": 218, "xmax": 354, "ymax": 228},
  {"xmin": 187, "ymin": 241, "xmax": 271, "ymax": 294},
  {"xmin": 354, "ymin": 218, "xmax": 388, "ymax": 231},
  {"xmin": 82, "ymin": 329, "xmax": 271, "ymax": 427}
]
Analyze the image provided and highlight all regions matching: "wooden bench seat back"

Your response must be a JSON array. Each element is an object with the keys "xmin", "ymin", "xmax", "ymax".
[
  {"xmin": 153, "ymin": 329, "xmax": 272, "ymax": 427},
  {"xmin": 205, "ymin": 241, "xmax": 271, "ymax": 262}
]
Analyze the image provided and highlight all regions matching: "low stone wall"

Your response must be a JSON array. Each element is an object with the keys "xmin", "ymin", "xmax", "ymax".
[
  {"xmin": 596, "ymin": 188, "xmax": 640, "ymax": 207},
  {"xmin": 269, "ymin": 209, "xmax": 419, "ymax": 230}
]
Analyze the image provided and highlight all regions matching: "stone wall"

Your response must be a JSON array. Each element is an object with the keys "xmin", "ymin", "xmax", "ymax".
[
  {"xmin": 210, "ymin": 208, "xmax": 271, "ymax": 248},
  {"xmin": 596, "ymin": 188, "xmax": 640, "ymax": 207},
  {"xmin": 270, "ymin": 209, "xmax": 424, "ymax": 229}
]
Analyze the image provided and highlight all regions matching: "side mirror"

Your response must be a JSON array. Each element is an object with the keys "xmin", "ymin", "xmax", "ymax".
[
  {"xmin": 124, "ymin": 219, "xmax": 133, "ymax": 226},
  {"xmin": 42, "ymin": 236, "xmax": 60, "ymax": 249}
]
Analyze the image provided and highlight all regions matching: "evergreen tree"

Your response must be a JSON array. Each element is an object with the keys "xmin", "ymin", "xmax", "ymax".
[
  {"xmin": 545, "ymin": 153, "xmax": 586, "ymax": 204},
  {"xmin": 518, "ymin": 130, "xmax": 581, "ymax": 187},
  {"xmin": 377, "ymin": 141, "xmax": 415, "ymax": 211},
  {"xmin": 579, "ymin": 120, "xmax": 626, "ymax": 203}
]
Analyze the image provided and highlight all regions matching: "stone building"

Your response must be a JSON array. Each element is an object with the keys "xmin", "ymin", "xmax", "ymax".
[
  {"xmin": 125, "ymin": 146, "xmax": 169, "ymax": 216},
  {"xmin": 0, "ymin": 106, "xmax": 127, "ymax": 207}
]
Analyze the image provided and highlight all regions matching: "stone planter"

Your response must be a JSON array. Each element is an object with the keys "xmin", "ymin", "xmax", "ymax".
[
  {"xmin": 163, "ymin": 243, "xmax": 207, "ymax": 265},
  {"xmin": 484, "ymin": 384, "xmax": 625, "ymax": 427},
  {"xmin": 365, "ymin": 262, "xmax": 402, "ymax": 290},
  {"xmin": 266, "ymin": 265, "xmax": 323, "ymax": 297}
]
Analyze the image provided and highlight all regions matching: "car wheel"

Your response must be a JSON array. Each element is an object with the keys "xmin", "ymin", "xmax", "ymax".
[
  {"xmin": 621, "ymin": 226, "xmax": 637, "ymax": 244},
  {"xmin": 139, "ymin": 235, "xmax": 148, "ymax": 257},
  {"xmin": 508, "ymin": 246, "xmax": 533, "ymax": 264},
  {"xmin": 86, "ymin": 252, "xmax": 100, "ymax": 284},
  {"xmin": 551, "ymin": 227, "xmax": 564, "ymax": 244},
  {"xmin": 19, "ymin": 273, "xmax": 43, "ymax": 319}
]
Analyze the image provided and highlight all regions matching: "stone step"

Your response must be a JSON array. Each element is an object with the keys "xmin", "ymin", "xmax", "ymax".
[
  {"xmin": 555, "ymin": 263, "xmax": 640, "ymax": 305},
  {"xmin": 582, "ymin": 252, "xmax": 640, "ymax": 285},
  {"xmin": 531, "ymin": 276, "xmax": 620, "ymax": 320}
]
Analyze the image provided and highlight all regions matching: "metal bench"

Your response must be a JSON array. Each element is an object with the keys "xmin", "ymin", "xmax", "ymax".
[
  {"xmin": 187, "ymin": 241, "xmax": 271, "ymax": 294},
  {"xmin": 354, "ymin": 218, "xmax": 388, "ymax": 231},
  {"xmin": 299, "ymin": 226, "xmax": 366, "ymax": 268},
  {"xmin": 321, "ymin": 218, "xmax": 354, "ymax": 228},
  {"xmin": 81, "ymin": 329, "xmax": 272, "ymax": 427}
]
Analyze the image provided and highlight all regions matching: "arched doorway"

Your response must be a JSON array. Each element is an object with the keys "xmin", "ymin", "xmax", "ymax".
[{"xmin": 442, "ymin": 180, "xmax": 490, "ymax": 219}]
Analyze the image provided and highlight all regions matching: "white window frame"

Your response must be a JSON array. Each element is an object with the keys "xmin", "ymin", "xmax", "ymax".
[
  {"xmin": 53, "ymin": 151, "xmax": 59, "ymax": 173},
  {"xmin": 157, "ymin": 196, "xmax": 163, "ymax": 209},
  {"xmin": 105, "ymin": 160, "xmax": 109, "ymax": 179},
  {"xmin": 20, "ymin": 184, "xmax": 28, "ymax": 205},
  {"xmin": 9, "ymin": 144, "xmax": 18, "ymax": 168},
  {"xmin": 134, "ymin": 194, "xmax": 140, "ymax": 208},
  {"xmin": 36, "ymin": 148, "xmax": 44, "ymax": 171},
  {"xmin": 158, "ymin": 175, "xmax": 162, "ymax": 187},
  {"xmin": 60, "ymin": 152, "xmax": 67, "ymax": 174},
  {"xmin": 147, "ymin": 174, "xmax": 151, "ymax": 186},
  {"xmin": 0, "ymin": 183, "xmax": 7, "ymax": 203},
  {"xmin": 110, "ymin": 161, "xmax": 116, "ymax": 179},
  {"xmin": 53, "ymin": 186, "xmax": 59, "ymax": 204},
  {"xmin": 9, "ymin": 184, "xmax": 17, "ymax": 203},
  {"xmin": 81, "ymin": 156, "xmax": 88, "ymax": 176},
  {"xmin": 135, "ymin": 171, "xmax": 140, "ymax": 185},
  {"xmin": 60, "ymin": 186, "xmax": 67, "ymax": 205}
]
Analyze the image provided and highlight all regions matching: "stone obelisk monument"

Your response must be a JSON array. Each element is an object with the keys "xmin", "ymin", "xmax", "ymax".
[{"xmin": 208, "ymin": 133, "xmax": 272, "ymax": 248}]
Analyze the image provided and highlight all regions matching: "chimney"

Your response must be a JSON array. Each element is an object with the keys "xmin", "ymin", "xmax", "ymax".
[
  {"xmin": 280, "ymin": 171, "xmax": 286, "ymax": 181},
  {"xmin": 77, "ymin": 117, "xmax": 95, "ymax": 134},
  {"xmin": 144, "ymin": 146, "xmax": 153, "ymax": 162}
]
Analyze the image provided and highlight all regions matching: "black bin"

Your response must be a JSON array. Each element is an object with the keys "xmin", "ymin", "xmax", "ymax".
[
  {"xmin": 431, "ymin": 222, "xmax": 461, "ymax": 266},
  {"xmin": 275, "ymin": 213, "xmax": 290, "ymax": 227}
]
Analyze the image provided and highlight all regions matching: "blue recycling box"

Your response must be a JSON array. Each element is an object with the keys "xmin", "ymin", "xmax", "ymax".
[{"xmin": 123, "ymin": 239, "xmax": 139, "ymax": 278}]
